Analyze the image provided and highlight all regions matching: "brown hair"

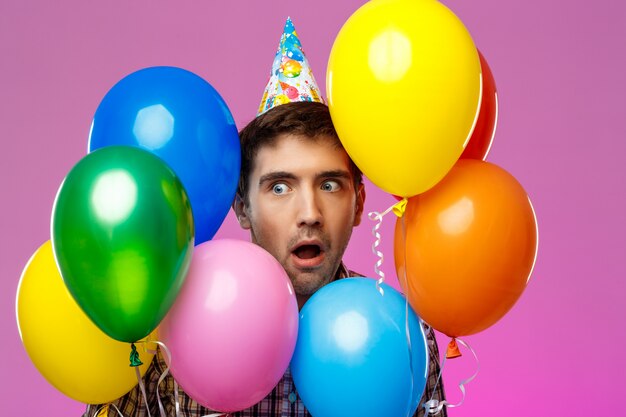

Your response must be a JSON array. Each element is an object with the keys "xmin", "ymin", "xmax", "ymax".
[{"xmin": 237, "ymin": 101, "xmax": 362, "ymax": 201}]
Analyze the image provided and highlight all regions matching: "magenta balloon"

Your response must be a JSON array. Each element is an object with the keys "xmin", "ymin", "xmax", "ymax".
[{"xmin": 160, "ymin": 239, "xmax": 299, "ymax": 412}]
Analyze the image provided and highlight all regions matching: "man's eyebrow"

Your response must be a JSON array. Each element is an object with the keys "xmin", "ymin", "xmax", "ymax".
[
  {"xmin": 258, "ymin": 171, "xmax": 297, "ymax": 186},
  {"xmin": 316, "ymin": 170, "xmax": 352, "ymax": 180}
]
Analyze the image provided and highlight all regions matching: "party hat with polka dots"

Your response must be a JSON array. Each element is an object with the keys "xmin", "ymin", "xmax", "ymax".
[{"xmin": 258, "ymin": 17, "xmax": 324, "ymax": 115}]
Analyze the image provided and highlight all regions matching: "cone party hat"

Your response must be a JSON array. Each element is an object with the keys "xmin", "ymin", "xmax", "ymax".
[{"xmin": 258, "ymin": 17, "xmax": 324, "ymax": 115}]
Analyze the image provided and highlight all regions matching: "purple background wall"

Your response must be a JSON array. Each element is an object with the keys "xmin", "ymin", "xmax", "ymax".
[{"xmin": 1, "ymin": 1, "xmax": 624, "ymax": 416}]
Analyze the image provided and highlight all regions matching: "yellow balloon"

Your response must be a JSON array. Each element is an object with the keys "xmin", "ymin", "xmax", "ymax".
[
  {"xmin": 327, "ymin": 0, "xmax": 482, "ymax": 197},
  {"xmin": 15, "ymin": 241, "xmax": 155, "ymax": 404}
]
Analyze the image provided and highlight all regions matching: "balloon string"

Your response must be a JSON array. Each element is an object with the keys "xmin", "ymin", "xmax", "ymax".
[
  {"xmin": 400, "ymin": 213, "xmax": 415, "ymax": 417},
  {"xmin": 174, "ymin": 380, "xmax": 181, "ymax": 417},
  {"xmin": 423, "ymin": 337, "xmax": 480, "ymax": 415},
  {"xmin": 446, "ymin": 338, "xmax": 480, "ymax": 408},
  {"xmin": 134, "ymin": 366, "xmax": 152, "ymax": 417},
  {"xmin": 367, "ymin": 198, "xmax": 407, "ymax": 296},
  {"xmin": 424, "ymin": 353, "xmax": 446, "ymax": 415},
  {"xmin": 138, "ymin": 340, "xmax": 174, "ymax": 417},
  {"xmin": 156, "ymin": 341, "xmax": 174, "ymax": 417},
  {"xmin": 139, "ymin": 339, "xmax": 222, "ymax": 417}
]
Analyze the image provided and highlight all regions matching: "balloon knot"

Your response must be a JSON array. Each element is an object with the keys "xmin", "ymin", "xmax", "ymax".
[
  {"xmin": 129, "ymin": 343, "xmax": 143, "ymax": 367},
  {"xmin": 392, "ymin": 198, "xmax": 408, "ymax": 217},
  {"xmin": 446, "ymin": 338, "xmax": 463, "ymax": 359}
]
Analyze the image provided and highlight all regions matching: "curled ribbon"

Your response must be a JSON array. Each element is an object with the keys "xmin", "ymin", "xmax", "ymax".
[
  {"xmin": 423, "ymin": 337, "xmax": 480, "ymax": 415},
  {"xmin": 87, "ymin": 341, "xmax": 154, "ymax": 417},
  {"xmin": 140, "ymin": 340, "xmax": 176, "ymax": 417},
  {"xmin": 140, "ymin": 340, "xmax": 227, "ymax": 417},
  {"xmin": 368, "ymin": 198, "xmax": 408, "ymax": 296},
  {"xmin": 134, "ymin": 365, "xmax": 152, "ymax": 417},
  {"xmin": 94, "ymin": 339, "xmax": 225, "ymax": 417}
]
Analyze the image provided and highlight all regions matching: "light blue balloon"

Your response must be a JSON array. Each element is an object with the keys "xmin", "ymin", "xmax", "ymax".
[
  {"xmin": 291, "ymin": 278, "xmax": 429, "ymax": 417},
  {"xmin": 88, "ymin": 66, "xmax": 240, "ymax": 244}
]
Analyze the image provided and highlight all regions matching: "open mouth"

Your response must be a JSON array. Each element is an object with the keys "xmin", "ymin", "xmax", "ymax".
[
  {"xmin": 293, "ymin": 244, "xmax": 322, "ymax": 260},
  {"xmin": 291, "ymin": 241, "xmax": 326, "ymax": 269}
]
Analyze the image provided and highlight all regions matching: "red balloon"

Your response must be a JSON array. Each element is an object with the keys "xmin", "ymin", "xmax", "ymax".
[
  {"xmin": 390, "ymin": 51, "xmax": 497, "ymax": 203},
  {"xmin": 461, "ymin": 50, "xmax": 498, "ymax": 160}
]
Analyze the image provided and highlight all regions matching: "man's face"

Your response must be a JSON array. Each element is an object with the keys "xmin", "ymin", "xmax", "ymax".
[{"xmin": 235, "ymin": 134, "xmax": 365, "ymax": 305}]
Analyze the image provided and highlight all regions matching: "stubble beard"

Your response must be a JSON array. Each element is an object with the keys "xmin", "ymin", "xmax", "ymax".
[
  {"xmin": 286, "ymin": 226, "xmax": 355, "ymax": 297},
  {"xmin": 250, "ymin": 223, "xmax": 356, "ymax": 299},
  {"xmin": 285, "ymin": 230, "xmax": 335, "ymax": 297}
]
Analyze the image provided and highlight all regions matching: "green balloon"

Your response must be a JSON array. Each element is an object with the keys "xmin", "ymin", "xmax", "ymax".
[{"xmin": 52, "ymin": 146, "xmax": 194, "ymax": 342}]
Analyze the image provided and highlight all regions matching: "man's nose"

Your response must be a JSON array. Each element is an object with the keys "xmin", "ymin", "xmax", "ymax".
[{"xmin": 296, "ymin": 188, "xmax": 323, "ymax": 227}]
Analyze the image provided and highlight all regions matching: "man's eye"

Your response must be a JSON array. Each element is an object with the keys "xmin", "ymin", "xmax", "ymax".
[
  {"xmin": 272, "ymin": 183, "xmax": 289, "ymax": 195},
  {"xmin": 321, "ymin": 180, "xmax": 340, "ymax": 192}
]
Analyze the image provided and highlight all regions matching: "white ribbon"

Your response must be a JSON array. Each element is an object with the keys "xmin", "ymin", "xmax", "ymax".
[
  {"xmin": 134, "ymin": 366, "xmax": 152, "ymax": 417},
  {"xmin": 423, "ymin": 337, "xmax": 480, "ymax": 415},
  {"xmin": 141, "ymin": 340, "xmax": 228, "ymax": 417},
  {"xmin": 141, "ymin": 340, "xmax": 176, "ymax": 417},
  {"xmin": 399, "ymin": 213, "xmax": 416, "ymax": 417},
  {"xmin": 368, "ymin": 204, "xmax": 397, "ymax": 295}
]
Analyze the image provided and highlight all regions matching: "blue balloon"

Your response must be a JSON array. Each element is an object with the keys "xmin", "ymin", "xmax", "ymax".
[
  {"xmin": 89, "ymin": 66, "xmax": 240, "ymax": 244},
  {"xmin": 291, "ymin": 278, "xmax": 428, "ymax": 417}
]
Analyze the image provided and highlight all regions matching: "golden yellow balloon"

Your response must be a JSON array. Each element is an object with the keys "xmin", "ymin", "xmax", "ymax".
[
  {"xmin": 15, "ymin": 241, "xmax": 155, "ymax": 404},
  {"xmin": 327, "ymin": 0, "xmax": 482, "ymax": 197}
]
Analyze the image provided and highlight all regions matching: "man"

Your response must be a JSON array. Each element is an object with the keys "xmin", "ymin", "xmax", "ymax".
[{"xmin": 86, "ymin": 101, "xmax": 446, "ymax": 417}]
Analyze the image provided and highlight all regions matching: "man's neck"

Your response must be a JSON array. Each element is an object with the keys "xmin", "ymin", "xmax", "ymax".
[
  {"xmin": 297, "ymin": 294, "xmax": 310, "ymax": 310},
  {"xmin": 295, "ymin": 262, "xmax": 350, "ymax": 310}
]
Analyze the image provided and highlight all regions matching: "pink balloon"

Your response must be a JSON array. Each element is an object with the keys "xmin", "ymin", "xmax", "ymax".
[{"xmin": 160, "ymin": 239, "xmax": 299, "ymax": 412}]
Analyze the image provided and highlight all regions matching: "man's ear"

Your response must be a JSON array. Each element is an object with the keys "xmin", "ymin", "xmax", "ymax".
[
  {"xmin": 232, "ymin": 193, "xmax": 252, "ymax": 230},
  {"xmin": 353, "ymin": 183, "xmax": 366, "ymax": 226}
]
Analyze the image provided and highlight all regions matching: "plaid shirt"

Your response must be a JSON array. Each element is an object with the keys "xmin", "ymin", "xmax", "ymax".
[{"xmin": 85, "ymin": 265, "xmax": 447, "ymax": 417}]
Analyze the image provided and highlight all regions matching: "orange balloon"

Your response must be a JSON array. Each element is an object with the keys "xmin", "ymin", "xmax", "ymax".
[{"xmin": 394, "ymin": 160, "xmax": 538, "ymax": 337}]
